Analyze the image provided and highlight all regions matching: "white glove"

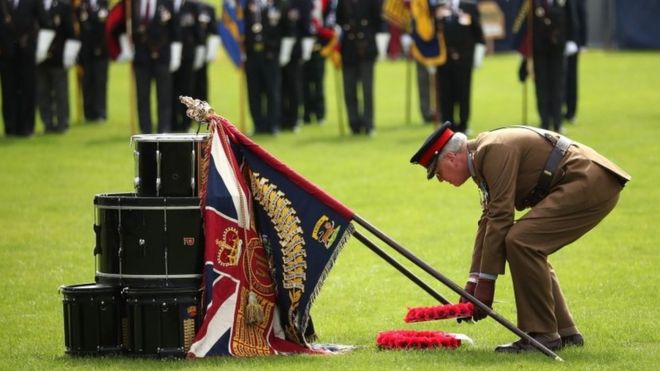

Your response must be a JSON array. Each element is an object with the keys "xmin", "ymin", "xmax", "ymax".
[
  {"xmin": 62, "ymin": 39, "xmax": 81, "ymax": 68},
  {"xmin": 301, "ymin": 36, "xmax": 315, "ymax": 61},
  {"xmin": 426, "ymin": 64, "xmax": 437, "ymax": 75},
  {"xmin": 35, "ymin": 29, "xmax": 56, "ymax": 64},
  {"xmin": 116, "ymin": 33, "xmax": 134, "ymax": 62},
  {"xmin": 400, "ymin": 33, "xmax": 412, "ymax": 56},
  {"xmin": 376, "ymin": 32, "xmax": 390, "ymax": 61},
  {"xmin": 333, "ymin": 25, "xmax": 342, "ymax": 39},
  {"xmin": 278, "ymin": 37, "xmax": 295, "ymax": 66},
  {"xmin": 473, "ymin": 43, "xmax": 486, "ymax": 69},
  {"xmin": 205, "ymin": 35, "xmax": 220, "ymax": 62},
  {"xmin": 169, "ymin": 41, "xmax": 182, "ymax": 72},
  {"xmin": 193, "ymin": 45, "xmax": 206, "ymax": 71},
  {"xmin": 564, "ymin": 40, "xmax": 578, "ymax": 56}
]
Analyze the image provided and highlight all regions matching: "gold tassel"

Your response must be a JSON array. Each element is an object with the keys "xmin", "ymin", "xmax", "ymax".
[{"xmin": 245, "ymin": 291, "xmax": 264, "ymax": 325}]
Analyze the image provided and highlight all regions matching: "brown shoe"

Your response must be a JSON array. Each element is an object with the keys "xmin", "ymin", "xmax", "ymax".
[
  {"xmin": 495, "ymin": 335, "xmax": 562, "ymax": 353},
  {"xmin": 561, "ymin": 334, "xmax": 584, "ymax": 347}
]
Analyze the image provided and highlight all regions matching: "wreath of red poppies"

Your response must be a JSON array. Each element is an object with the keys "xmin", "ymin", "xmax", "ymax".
[{"xmin": 376, "ymin": 303, "xmax": 474, "ymax": 350}]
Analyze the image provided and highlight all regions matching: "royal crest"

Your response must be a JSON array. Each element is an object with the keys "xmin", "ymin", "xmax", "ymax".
[{"xmin": 216, "ymin": 227, "xmax": 242, "ymax": 266}]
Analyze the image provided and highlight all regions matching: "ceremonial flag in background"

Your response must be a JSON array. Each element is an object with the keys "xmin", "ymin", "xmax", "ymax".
[
  {"xmin": 218, "ymin": 0, "xmax": 245, "ymax": 67},
  {"xmin": 189, "ymin": 116, "xmax": 355, "ymax": 357},
  {"xmin": 409, "ymin": 0, "xmax": 446, "ymax": 66},
  {"xmin": 512, "ymin": 0, "xmax": 532, "ymax": 57}
]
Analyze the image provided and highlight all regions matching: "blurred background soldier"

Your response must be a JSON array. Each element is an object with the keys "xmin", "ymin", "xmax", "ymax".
[
  {"xmin": 279, "ymin": 0, "xmax": 312, "ymax": 132},
  {"xmin": 244, "ymin": 0, "xmax": 285, "ymax": 135},
  {"xmin": 336, "ymin": 0, "xmax": 382, "ymax": 136},
  {"xmin": 302, "ymin": 0, "xmax": 335, "ymax": 126},
  {"xmin": 0, "ymin": 0, "xmax": 47, "ymax": 137},
  {"xmin": 76, "ymin": 0, "xmax": 109, "ymax": 123},
  {"xmin": 192, "ymin": 0, "xmax": 218, "ymax": 103},
  {"xmin": 37, "ymin": 0, "xmax": 80, "ymax": 134},
  {"xmin": 519, "ymin": 0, "xmax": 578, "ymax": 133},
  {"xmin": 433, "ymin": 0, "xmax": 485, "ymax": 134},
  {"xmin": 170, "ymin": 0, "xmax": 197, "ymax": 132},
  {"xmin": 563, "ymin": 0, "xmax": 586, "ymax": 124},
  {"xmin": 131, "ymin": 0, "xmax": 181, "ymax": 134}
]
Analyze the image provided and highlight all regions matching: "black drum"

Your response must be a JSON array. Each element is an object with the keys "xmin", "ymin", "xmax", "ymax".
[
  {"xmin": 132, "ymin": 133, "xmax": 209, "ymax": 197},
  {"xmin": 123, "ymin": 287, "xmax": 202, "ymax": 357},
  {"xmin": 60, "ymin": 283, "xmax": 123, "ymax": 356},
  {"xmin": 94, "ymin": 193, "xmax": 204, "ymax": 287}
]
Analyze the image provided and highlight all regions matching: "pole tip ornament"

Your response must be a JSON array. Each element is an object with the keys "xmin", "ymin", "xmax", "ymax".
[{"xmin": 179, "ymin": 96, "xmax": 215, "ymax": 123}]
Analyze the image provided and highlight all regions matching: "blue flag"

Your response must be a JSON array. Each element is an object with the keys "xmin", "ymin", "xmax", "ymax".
[{"xmin": 218, "ymin": 0, "xmax": 245, "ymax": 67}]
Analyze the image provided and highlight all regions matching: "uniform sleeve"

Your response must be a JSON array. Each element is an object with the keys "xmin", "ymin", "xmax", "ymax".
[
  {"xmin": 469, "ymin": 210, "xmax": 486, "ymax": 274},
  {"xmin": 471, "ymin": 3, "xmax": 485, "ymax": 44},
  {"xmin": 479, "ymin": 142, "xmax": 519, "ymax": 275}
]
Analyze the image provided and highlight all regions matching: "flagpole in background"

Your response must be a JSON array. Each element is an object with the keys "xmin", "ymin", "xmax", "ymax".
[
  {"xmin": 126, "ymin": 0, "xmax": 137, "ymax": 135},
  {"xmin": 405, "ymin": 55, "xmax": 412, "ymax": 125},
  {"xmin": 72, "ymin": 0, "xmax": 84, "ymax": 124},
  {"xmin": 334, "ymin": 63, "xmax": 345, "ymax": 136},
  {"xmin": 239, "ymin": 65, "xmax": 246, "ymax": 133}
]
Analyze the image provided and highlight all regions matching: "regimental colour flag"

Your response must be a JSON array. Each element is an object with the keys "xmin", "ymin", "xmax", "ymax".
[{"xmin": 188, "ymin": 115, "xmax": 355, "ymax": 357}]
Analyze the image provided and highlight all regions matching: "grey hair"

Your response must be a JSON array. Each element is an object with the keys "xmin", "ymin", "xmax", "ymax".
[{"xmin": 438, "ymin": 132, "xmax": 468, "ymax": 159}]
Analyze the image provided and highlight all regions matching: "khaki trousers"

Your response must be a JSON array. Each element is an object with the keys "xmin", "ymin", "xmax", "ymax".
[{"xmin": 505, "ymin": 158, "xmax": 623, "ymax": 335}]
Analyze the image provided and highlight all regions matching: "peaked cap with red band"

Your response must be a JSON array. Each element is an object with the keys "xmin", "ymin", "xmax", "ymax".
[{"xmin": 410, "ymin": 122, "xmax": 455, "ymax": 179}]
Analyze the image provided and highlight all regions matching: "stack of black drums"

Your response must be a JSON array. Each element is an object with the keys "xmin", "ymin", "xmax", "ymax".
[{"xmin": 60, "ymin": 134, "xmax": 209, "ymax": 357}]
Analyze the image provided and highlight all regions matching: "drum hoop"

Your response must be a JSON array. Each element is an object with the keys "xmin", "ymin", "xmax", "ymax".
[
  {"xmin": 95, "ymin": 272, "xmax": 202, "ymax": 279},
  {"xmin": 59, "ymin": 283, "xmax": 121, "ymax": 294},
  {"xmin": 95, "ymin": 204, "xmax": 199, "ymax": 211},
  {"xmin": 131, "ymin": 134, "xmax": 209, "ymax": 143},
  {"xmin": 94, "ymin": 193, "xmax": 200, "ymax": 208}
]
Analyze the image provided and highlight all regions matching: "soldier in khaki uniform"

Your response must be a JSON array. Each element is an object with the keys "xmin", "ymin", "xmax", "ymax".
[{"xmin": 411, "ymin": 122, "xmax": 630, "ymax": 352}]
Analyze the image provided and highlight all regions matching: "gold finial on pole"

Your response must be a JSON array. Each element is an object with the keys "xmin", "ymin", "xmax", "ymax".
[{"xmin": 179, "ymin": 96, "xmax": 216, "ymax": 123}]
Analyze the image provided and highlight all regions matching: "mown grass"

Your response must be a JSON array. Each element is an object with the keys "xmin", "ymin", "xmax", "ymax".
[{"xmin": 1, "ymin": 49, "xmax": 659, "ymax": 370}]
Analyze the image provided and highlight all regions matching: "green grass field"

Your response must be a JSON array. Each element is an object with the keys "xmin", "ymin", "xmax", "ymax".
[{"xmin": 1, "ymin": 49, "xmax": 659, "ymax": 370}]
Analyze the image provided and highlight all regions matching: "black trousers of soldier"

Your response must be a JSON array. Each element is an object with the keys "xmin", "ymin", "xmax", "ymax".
[
  {"xmin": 533, "ymin": 47, "xmax": 565, "ymax": 132},
  {"xmin": 342, "ymin": 60, "xmax": 375, "ymax": 135},
  {"xmin": 37, "ymin": 65, "xmax": 70, "ymax": 133},
  {"xmin": 280, "ymin": 58, "xmax": 303, "ymax": 130},
  {"xmin": 564, "ymin": 51, "xmax": 579, "ymax": 122},
  {"xmin": 437, "ymin": 55, "xmax": 474, "ymax": 133},
  {"xmin": 134, "ymin": 61, "xmax": 173, "ymax": 134},
  {"xmin": 172, "ymin": 57, "xmax": 195, "ymax": 132},
  {"xmin": 81, "ymin": 57, "xmax": 109, "ymax": 122},
  {"xmin": 1, "ymin": 45, "xmax": 37, "ymax": 137},
  {"xmin": 416, "ymin": 61, "xmax": 437, "ymax": 124},
  {"xmin": 245, "ymin": 52, "xmax": 281, "ymax": 134},
  {"xmin": 302, "ymin": 50, "xmax": 326, "ymax": 124}
]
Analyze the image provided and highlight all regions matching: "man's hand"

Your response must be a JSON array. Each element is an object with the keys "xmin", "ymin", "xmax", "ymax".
[
  {"xmin": 457, "ymin": 278, "xmax": 477, "ymax": 323},
  {"xmin": 518, "ymin": 59, "xmax": 528, "ymax": 82},
  {"xmin": 472, "ymin": 278, "xmax": 495, "ymax": 321}
]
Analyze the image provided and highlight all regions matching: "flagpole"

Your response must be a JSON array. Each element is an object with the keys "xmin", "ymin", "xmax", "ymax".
[
  {"xmin": 72, "ymin": 0, "xmax": 83, "ymax": 124},
  {"xmin": 353, "ymin": 214, "xmax": 564, "ymax": 361},
  {"xmin": 126, "ymin": 0, "xmax": 137, "ymax": 135},
  {"xmin": 354, "ymin": 230, "xmax": 450, "ymax": 304},
  {"xmin": 404, "ymin": 56, "xmax": 411, "ymax": 125},
  {"xmin": 334, "ymin": 63, "xmax": 345, "ymax": 136},
  {"xmin": 239, "ymin": 65, "xmax": 246, "ymax": 133}
]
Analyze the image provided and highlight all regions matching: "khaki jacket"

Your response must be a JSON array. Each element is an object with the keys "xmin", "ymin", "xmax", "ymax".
[{"xmin": 466, "ymin": 127, "xmax": 630, "ymax": 275}]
